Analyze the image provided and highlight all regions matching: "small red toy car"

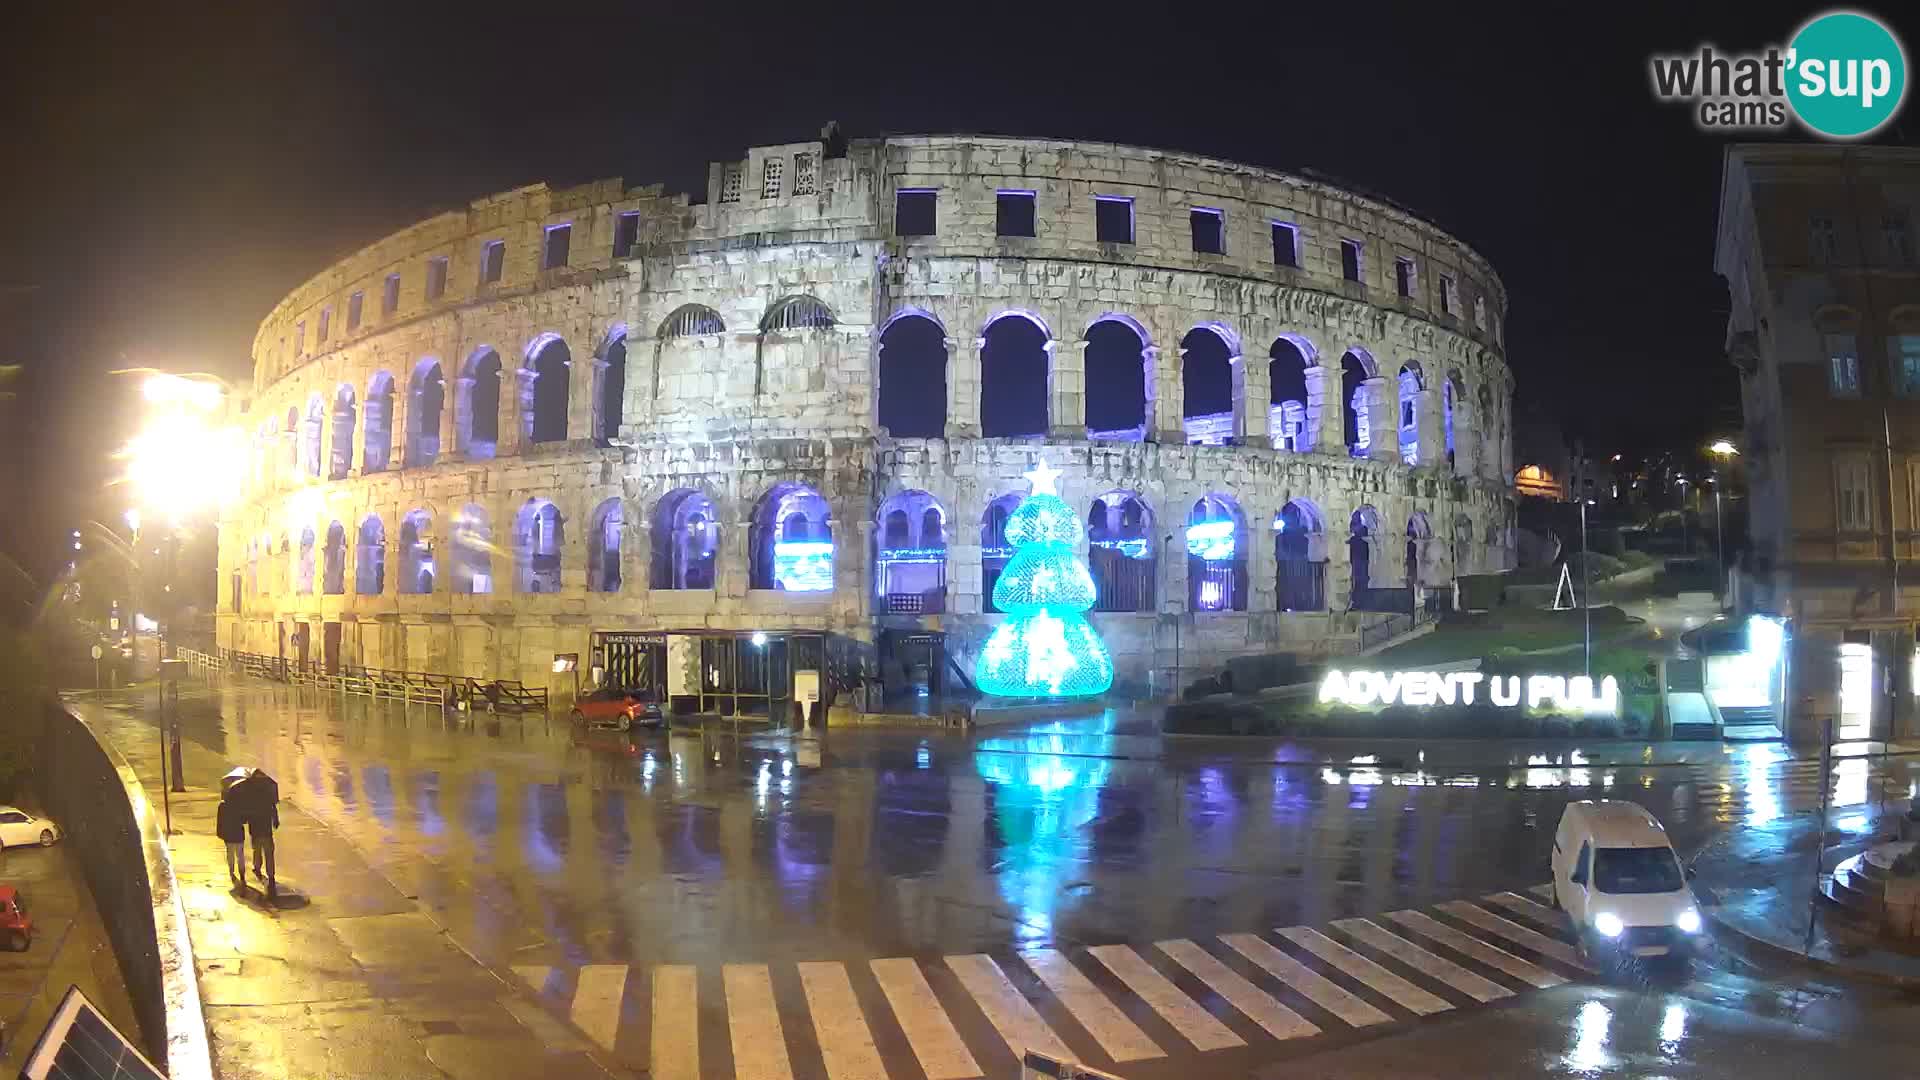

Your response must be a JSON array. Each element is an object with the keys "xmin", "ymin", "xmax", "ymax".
[
  {"xmin": 570, "ymin": 686, "xmax": 666, "ymax": 732},
  {"xmin": 0, "ymin": 885, "xmax": 31, "ymax": 951}
]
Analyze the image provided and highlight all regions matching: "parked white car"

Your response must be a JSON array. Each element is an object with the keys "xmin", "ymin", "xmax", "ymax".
[
  {"xmin": 1551, "ymin": 800, "xmax": 1700, "ymax": 962},
  {"xmin": 0, "ymin": 807, "xmax": 61, "ymax": 849}
]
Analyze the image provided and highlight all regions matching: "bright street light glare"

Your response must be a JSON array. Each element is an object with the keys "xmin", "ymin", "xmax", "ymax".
[{"xmin": 1708, "ymin": 439, "xmax": 1738, "ymax": 456}]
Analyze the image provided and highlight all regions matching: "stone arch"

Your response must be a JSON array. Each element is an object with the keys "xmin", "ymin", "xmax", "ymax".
[
  {"xmin": 322, "ymin": 521, "xmax": 347, "ymax": 594},
  {"xmin": 525, "ymin": 334, "xmax": 570, "ymax": 444},
  {"xmin": 659, "ymin": 304, "xmax": 726, "ymax": 338},
  {"xmin": 1181, "ymin": 325, "xmax": 1237, "ymax": 445},
  {"xmin": 1348, "ymin": 505, "xmax": 1381, "ymax": 598},
  {"xmin": 1087, "ymin": 490, "xmax": 1155, "ymax": 612},
  {"xmin": 650, "ymin": 488, "xmax": 720, "ymax": 590},
  {"xmin": 295, "ymin": 525, "xmax": 316, "ymax": 593},
  {"xmin": 1084, "ymin": 314, "xmax": 1151, "ymax": 441},
  {"xmin": 750, "ymin": 482, "xmax": 833, "ymax": 591},
  {"xmin": 1397, "ymin": 361, "xmax": 1425, "ymax": 466},
  {"xmin": 594, "ymin": 327, "xmax": 628, "ymax": 443},
  {"xmin": 1477, "ymin": 382, "xmax": 1497, "ymax": 479},
  {"xmin": 328, "ymin": 384, "xmax": 357, "ymax": 480},
  {"xmin": 1443, "ymin": 369, "xmax": 1466, "ymax": 473},
  {"xmin": 355, "ymin": 514, "xmax": 385, "ymax": 595},
  {"xmin": 246, "ymin": 538, "xmax": 260, "ymax": 595},
  {"xmin": 284, "ymin": 406, "xmax": 298, "ymax": 469},
  {"xmin": 398, "ymin": 509, "xmax": 433, "ymax": 594},
  {"xmin": 515, "ymin": 497, "xmax": 564, "ymax": 593},
  {"xmin": 875, "ymin": 489, "xmax": 947, "ymax": 613},
  {"xmin": 755, "ymin": 296, "xmax": 838, "ymax": 399},
  {"xmin": 980, "ymin": 310, "xmax": 1051, "ymax": 437},
  {"xmin": 1406, "ymin": 510, "xmax": 1434, "ymax": 587},
  {"xmin": 1340, "ymin": 348, "xmax": 1378, "ymax": 457},
  {"xmin": 1275, "ymin": 499, "xmax": 1328, "ymax": 611},
  {"xmin": 406, "ymin": 358, "xmax": 444, "ymax": 467},
  {"xmin": 363, "ymin": 371, "xmax": 395, "ymax": 473},
  {"xmin": 452, "ymin": 504, "xmax": 493, "ymax": 594},
  {"xmin": 1269, "ymin": 336, "xmax": 1314, "ymax": 452},
  {"xmin": 1187, "ymin": 494, "xmax": 1248, "ymax": 612},
  {"xmin": 456, "ymin": 347, "xmax": 503, "ymax": 459},
  {"xmin": 761, "ymin": 295, "xmax": 836, "ymax": 333},
  {"xmin": 587, "ymin": 497, "xmax": 625, "ymax": 592},
  {"xmin": 877, "ymin": 309, "xmax": 948, "ymax": 438},
  {"xmin": 1452, "ymin": 513, "xmax": 1476, "ymax": 576},
  {"xmin": 302, "ymin": 393, "xmax": 325, "ymax": 477},
  {"xmin": 980, "ymin": 492, "xmax": 1026, "ymax": 612}
]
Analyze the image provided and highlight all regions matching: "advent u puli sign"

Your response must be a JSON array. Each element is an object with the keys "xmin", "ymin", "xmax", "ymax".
[{"xmin": 1319, "ymin": 670, "xmax": 1621, "ymax": 715}]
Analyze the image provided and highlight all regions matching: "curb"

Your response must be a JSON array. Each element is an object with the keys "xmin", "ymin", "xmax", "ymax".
[{"xmin": 1703, "ymin": 907, "xmax": 1920, "ymax": 990}]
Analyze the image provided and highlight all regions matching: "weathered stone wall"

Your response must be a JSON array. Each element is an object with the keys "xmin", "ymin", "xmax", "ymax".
[{"xmin": 219, "ymin": 133, "xmax": 1517, "ymax": 693}]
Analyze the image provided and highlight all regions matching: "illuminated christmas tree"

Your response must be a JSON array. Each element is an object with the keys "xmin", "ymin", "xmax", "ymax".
[{"xmin": 975, "ymin": 459, "xmax": 1115, "ymax": 697}]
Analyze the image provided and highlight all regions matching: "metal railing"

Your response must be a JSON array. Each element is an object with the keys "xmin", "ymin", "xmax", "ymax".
[{"xmin": 216, "ymin": 649, "xmax": 549, "ymax": 712}]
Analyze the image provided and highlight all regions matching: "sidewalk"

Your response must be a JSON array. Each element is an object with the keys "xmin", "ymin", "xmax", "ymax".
[
  {"xmin": 64, "ymin": 693, "xmax": 618, "ymax": 1080},
  {"xmin": 1692, "ymin": 798, "xmax": 1920, "ymax": 986}
]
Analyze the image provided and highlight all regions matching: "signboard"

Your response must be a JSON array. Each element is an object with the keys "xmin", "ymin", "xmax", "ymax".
[
  {"xmin": 1318, "ymin": 669, "xmax": 1621, "ymax": 716},
  {"xmin": 90, "ymin": 645, "xmax": 104, "ymax": 661},
  {"xmin": 598, "ymin": 632, "xmax": 666, "ymax": 647},
  {"xmin": 552, "ymin": 653, "xmax": 578, "ymax": 673},
  {"xmin": 793, "ymin": 669, "xmax": 821, "ymax": 705}
]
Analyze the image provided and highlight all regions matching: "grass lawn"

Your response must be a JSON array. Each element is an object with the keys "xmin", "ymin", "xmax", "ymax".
[{"xmin": 1375, "ymin": 606, "xmax": 1642, "ymax": 666}]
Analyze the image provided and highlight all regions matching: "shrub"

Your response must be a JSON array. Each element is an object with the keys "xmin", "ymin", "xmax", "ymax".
[{"xmin": 1566, "ymin": 552, "xmax": 1626, "ymax": 582}]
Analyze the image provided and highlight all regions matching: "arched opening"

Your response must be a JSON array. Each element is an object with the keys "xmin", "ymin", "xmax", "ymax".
[
  {"xmin": 1443, "ymin": 372, "xmax": 1461, "ymax": 472},
  {"xmin": 750, "ymin": 483, "xmax": 833, "ymax": 591},
  {"xmin": 980, "ymin": 312, "xmax": 1049, "ymax": 437},
  {"xmin": 1406, "ymin": 511, "xmax": 1434, "ymax": 588},
  {"xmin": 876, "ymin": 311, "xmax": 947, "ymax": 438},
  {"xmin": 980, "ymin": 493, "xmax": 1024, "ymax": 612},
  {"xmin": 1084, "ymin": 316, "xmax": 1149, "ymax": 440},
  {"xmin": 527, "ymin": 336, "xmax": 570, "ymax": 444},
  {"xmin": 398, "ymin": 510, "xmax": 433, "ymax": 594},
  {"xmin": 302, "ymin": 394, "xmax": 324, "ymax": 477},
  {"xmin": 457, "ymin": 348, "xmax": 502, "ymax": 459},
  {"xmin": 875, "ymin": 490, "xmax": 946, "ymax": 613},
  {"xmin": 329, "ymin": 385, "xmax": 357, "ymax": 480},
  {"xmin": 1181, "ymin": 326, "xmax": 1235, "ymax": 445},
  {"xmin": 763, "ymin": 295, "xmax": 835, "ymax": 333},
  {"xmin": 1088, "ymin": 491, "xmax": 1156, "ymax": 612},
  {"xmin": 587, "ymin": 498, "xmax": 624, "ymax": 592},
  {"xmin": 452, "ymin": 505, "xmax": 492, "ymax": 594},
  {"xmin": 407, "ymin": 360, "xmax": 444, "ymax": 467},
  {"xmin": 1186, "ymin": 495, "xmax": 1247, "ymax": 611},
  {"xmin": 595, "ymin": 331, "xmax": 627, "ymax": 443},
  {"xmin": 653, "ymin": 305, "xmax": 726, "ymax": 409},
  {"xmin": 1477, "ymin": 383, "xmax": 1497, "ymax": 477},
  {"xmin": 1275, "ymin": 500, "xmax": 1327, "ymax": 611},
  {"xmin": 754, "ymin": 297, "xmax": 836, "ymax": 399},
  {"xmin": 1349, "ymin": 506, "xmax": 1380, "ymax": 600},
  {"xmin": 1269, "ymin": 337, "xmax": 1312, "ymax": 452},
  {"xmin": 322, "ymin": 522, "xmax": 346, "ymax": 594},
  {"xmin": 1397, "ymin": 362, "xmax": 1424, "ymax": 466},
  {"xmin": 296, "ymin": 526, "xmax": 316, "ymax": 594},
  {"xmin": 363, "ymin": 372, "xmax": 395, "ymax": 473},
  {"xmin": 1453, "ymin": 514, "xmax": 1475, "ymax": 576},
  {"xmin": 515, "ymin": 498, "xmax": 564, "ymax": 593},
  {"xmin": 1341, "ymin": 350, "xmax": 1373, "ymax": 457},
  {"xmin": 246, "ymin": 540, "xmax": 259, "ymax": 595},
  {"xmin": 355, "ymin": 515, "xmax": 385, "ymax": 595},
  {"xmin": 649, "ymin": 489, "xmax": 719, "ymax": 589}
]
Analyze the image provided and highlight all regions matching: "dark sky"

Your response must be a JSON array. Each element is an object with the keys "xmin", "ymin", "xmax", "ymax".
[{"xmin": 6, "ymin": 2, "xmax": 1916, "ymax": 576}]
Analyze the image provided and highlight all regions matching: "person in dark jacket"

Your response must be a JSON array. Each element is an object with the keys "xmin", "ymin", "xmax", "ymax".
[
  {"xmin": 249, "ymin": 802, "xmax": 279, "ymax": 897},
  {"xmin": 216, "ymin": 797, "xmax": 247, "ymax": 887}
]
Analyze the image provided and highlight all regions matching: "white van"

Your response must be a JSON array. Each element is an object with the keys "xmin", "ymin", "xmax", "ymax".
[{"xmin": 1551, "ymin": 800, "xmax": 1701, "ymax": 960}]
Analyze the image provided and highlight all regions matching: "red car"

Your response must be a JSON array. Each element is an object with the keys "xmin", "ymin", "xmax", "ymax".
[
  {"xmin": 0, "ymin": 885, "xmax": 30, "ymax": 951},
  {"xmin": 570, "ymin": 686, "xmax": 666, "ymax": 731}
]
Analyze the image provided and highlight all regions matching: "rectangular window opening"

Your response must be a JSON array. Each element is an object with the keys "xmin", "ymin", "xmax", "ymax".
[
  {"xmin": 1190, "ymin": 208, "xmax": 1224, "ymax": 254},
  {"xmin": 1340, "ymin": 238, "xmax": 1364, "ymax": 283},
  {"xmin": 1440, "ymin": 274, "xmax": 1458, "ymax": 316},
  {"xmin": 480, "ymin": 240, "xmax": 505, "ymax": 285},
  {"xmin": 1394, "ymin": 257, "xmax": 1415, "ymax": 298},
  {"xmin": 1826, "ymin": 332, "xmax": 1861, "ymax": 397},
  {"xmin": 294, "ymin": 321, "xmax": 306, "ymax": 356},
  {"xmin": 1095, "ymin": 196, "xmax": 1134, "ymax": 244},
  {"xmin": 382, "ymin": 273, "xmax": 400, "ymax": 316},
  {"xmin": 996, "ymin": 190, "xmax": 1036, "ymax": 238},
  {"xmin": 762, "ymin": 158, "xmax": 783, "ymax": 199},
  {"xmin": 1885, "ymin": 213, "xmax": 1913, "ymax": 265},
  {"xmin": 1895, "ymin": 334, "xmax": 1920, "ymax": 398},
  {"xmin": 543, "ymin": 224, "xmax": 571, "ymax": 270},
  {"xmin": 346, "ymin": 291, "xmax": 363, "ymax": 331},
  {"xmin": 896, "ymin": 189, "xmax": 937, "ymax": 237},
  {"xmin": 613, "ymin": 211, "xmax": 640, "ymax": 258},
  {"xmin": 1811, "ymin": 214, "xmax": 1838, "ymax": 265},
  {"xmin": 426, "ymin": 256, "xmax": 449, "ymax": 300},
  {"xmin": 317, "ymin": 307, "xmax": 331, "ymax": 343},
  {"xmin": 1838, "ymin": 458, "xmax": 1873, "ymax": 532},
  {"xmin": 1272, "ymin": 221, "xmax": 1299, "ymax": 267}
]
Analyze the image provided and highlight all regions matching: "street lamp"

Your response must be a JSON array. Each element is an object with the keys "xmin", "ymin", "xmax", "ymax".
[{"xmin": 1708, "ymin": 441, "xmax": 1739, "ymax": 597}]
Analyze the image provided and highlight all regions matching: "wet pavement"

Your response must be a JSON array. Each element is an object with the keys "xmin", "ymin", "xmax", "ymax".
[{"xmin": 66, "ymin": 675, "xmax": 1920, "ymax": 1077}]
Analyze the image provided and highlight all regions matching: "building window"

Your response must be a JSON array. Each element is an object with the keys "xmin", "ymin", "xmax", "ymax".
[
  {"xmin": 382, "ymin": 273, "xmax": 400, "ymax": 316},
  {"xmin": 1885, "ymin": 213, "xmax": 1914, "ymax": 265},
  {"xmin": 1837, "ymin": 457, "xmax": 1873, "ymax": 532},
  {"xmin": 479, "ymin": 240, "xmax": 505, "ymax": 285},
  {"xmin": 895, "ymin": 189, "xmax": 937, "ymax": 236},
  {"xmin": 997, "ymin": 190, "xmax": 1036, "ymax": 237},
  {"xmin": 1440, "ymin": 275, "xmax": 1458, "ymax": 316},
  {"xmin": 346, "ymin": 291, "xmax": 363, "ymax": 332},
  {"xmin": 1340, "ymin": 239, "xmax": 1364, "ymax": 283},
  {"xmin": 1190, "ymin": 208, "xmax": 1224, "ymax": 254},
  {"xmin": 1095, "ymin": 196, "xmax": 1134, "ymax": 244},
  {"xmin": 294, "ymin": 320, "xmax": 306, "ymax": 356},
  {"xmin": 793, "ymin": 153, "xmax": 817, "ymax": 196},
  {"xmin": 1473, "ymin": 295, "xmax": 1488, "ymax": 329},
  {"xmin": 613, "ymin": 211, "xmax": 640, "ymax": 258},
  {"xmin": 1811, "ymin": 214, "xmax": 1838, "ymax": 265},
  {"xmin": 1394, "ymin": 257, "xmax": 1415, "ymax": 298},
  {"xmin": 426, "ymin": 256, "xmax": 448, "ymax": 300},
  {"xmin": 317, "ymin": 307, "xmax": 331, "ymax": 343},
  {"xmin": 1895, "ymin": 334, "xmax": 1920, "ymax": 397},
  {"xmin": 543, "ymin": 224, "xmax": 571, "ymax": 270},
  {"xmin": 1271, "ymin": 221, "xmax": 1299, "ymax": 268},
  {"xmin": 762, "ymin": 158, "xmax": 783, "ymax": 199},
  {"xmin": 720, "ymin": 164, "xmax": 743, "ymax": 203},
  {"xmin": 1826, "ymin": 332, "xmax": 1861, "ymax": 397}
]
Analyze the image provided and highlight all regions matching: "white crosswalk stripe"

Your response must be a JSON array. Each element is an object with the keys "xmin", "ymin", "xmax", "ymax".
[
  {"xmin": 652, "ymin": 965, "xmax": 700, "ymax": 1080},
  {"xmin": 1484, "ymin": 891, "xmax": 1564, "ymax": 926},
  {"xmin": 870, "ymin": 958, "xmax": 982, "ymax": 1080},
  {"xmin": 1382, "ymin": 910, "xmax": 1567, "ymax": 989},
  {"xmin": 1023, "ymin": 949, "xmax": 1164, "ymax": 1062},
  {"xmin": 1527, "ymin": 883, "xmax": 1557, "ymax": 902},
  {"xmin": 1436, "ymin": 901, "xmax": 1591, "ymax": 971},
  {"xmin": 799, "ymin": 962, "xmax": 887, "ymax": 1080},
  {"xmin": 1220, "ymin": 932, "xmax": 1394, "ymax": 1028},
  {"xmin": 1330, "ymin": 919, "xmax": 1513, "ymax": 1003},
  {"xmin": 571, "ymin": 964, "xmax": 627, "ymax": 1052},
  {"xmin": 1276, "ymin": 927, "xmax": 1453, "ymax": 1016},
  {"xmin": 1155, "ymin": 938, "xmax": 1320, "ymax": 1042},
  {"xmin": 1086, "ymin": 944, "xmax": 1245, "ymax": 1051},
  {"xmin": 725, "ymin": 963, "xmax": 795, "ymax": 1080},
  {"xmin": 946, "ymin": 953, "xmax": 1077, "ymax": 1063}
]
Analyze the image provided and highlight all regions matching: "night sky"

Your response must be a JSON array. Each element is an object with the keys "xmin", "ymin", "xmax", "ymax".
[{"xmin": 5, "ymin": 3, "xmax": 1916, "ymax": 577}]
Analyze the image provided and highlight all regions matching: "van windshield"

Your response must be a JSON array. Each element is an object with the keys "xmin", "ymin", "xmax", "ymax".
[{"xmin": 1594, "ymin": 846, "xmax": 1684, "ymax": 894}]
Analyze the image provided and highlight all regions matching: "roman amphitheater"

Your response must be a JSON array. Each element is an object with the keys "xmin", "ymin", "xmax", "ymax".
[{"xmin": 216, "ymin": 129, "xmax": 1516, "ymax": 716}]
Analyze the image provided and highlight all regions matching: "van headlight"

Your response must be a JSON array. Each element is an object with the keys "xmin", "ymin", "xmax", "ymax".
[
  {"xmin": 1594, "ymin": 911, "xmax": 1625, "ymax": 938},
  {"xmin": 1676, "ymin": 908, "xmax": 1702, "ymax": 934}
]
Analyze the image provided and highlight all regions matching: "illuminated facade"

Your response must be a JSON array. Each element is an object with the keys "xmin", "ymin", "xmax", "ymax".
[{"xmin": 216, "ymin": 131, "xmax": 1515, "ymax": 702}]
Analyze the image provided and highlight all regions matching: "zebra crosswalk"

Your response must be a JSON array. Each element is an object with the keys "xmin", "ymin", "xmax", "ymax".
[{"xmin": 513, "ymin": 886, "xmax": 1591, "ymax": 1078}]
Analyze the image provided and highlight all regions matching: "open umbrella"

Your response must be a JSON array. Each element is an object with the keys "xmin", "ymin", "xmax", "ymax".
[
  {"xmin": 220, "ymin": 767, "xmax": 254, "ymax": 797},
  {"xmin": 221, "ymin": 768, "xmax": 279, "ymax": 819}
]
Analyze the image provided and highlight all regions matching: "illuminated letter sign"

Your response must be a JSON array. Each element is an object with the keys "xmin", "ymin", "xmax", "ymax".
[{"xmin": 1319, "ymin": 670, "xmax": 1618, "ymax": 715}]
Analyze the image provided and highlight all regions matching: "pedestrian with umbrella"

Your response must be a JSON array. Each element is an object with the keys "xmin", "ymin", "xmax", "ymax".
[{"xmin": 222, "ymin": 767, "xmax": 281, "ymax": 897}]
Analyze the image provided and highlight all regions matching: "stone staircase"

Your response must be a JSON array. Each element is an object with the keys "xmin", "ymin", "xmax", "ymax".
[{"xmin": 1819, "ymin": 841, "xmax": 1920, "ymax": 938}]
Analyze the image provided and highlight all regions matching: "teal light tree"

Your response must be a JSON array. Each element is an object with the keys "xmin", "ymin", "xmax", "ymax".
[{"xmin": 976, "ymin": 459, "xmax": 1114, "ymax": 697}]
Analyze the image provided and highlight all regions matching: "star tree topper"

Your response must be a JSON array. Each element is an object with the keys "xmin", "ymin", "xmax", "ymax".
[{"xmin": 1024, "ymin": 457, "xmax": 1061, "ymax": 496}]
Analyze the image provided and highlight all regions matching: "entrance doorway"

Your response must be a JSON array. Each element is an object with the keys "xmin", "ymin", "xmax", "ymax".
[
  {"xmin": 1838, "ymin": 640, "xmax": 1874, "ymax": 739},
  {"xmin": 593, "ymin": 632, "xmax": 667, "ymax": 694},
  {"xmin": 323, "ymin": 622, "xmax": 341, "ymax": 674}
]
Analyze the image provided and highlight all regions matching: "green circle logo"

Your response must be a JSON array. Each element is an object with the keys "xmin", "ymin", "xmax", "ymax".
[{"xmin": 1787, "ymin": 11, "xmax": 1908, "ymax": 138}]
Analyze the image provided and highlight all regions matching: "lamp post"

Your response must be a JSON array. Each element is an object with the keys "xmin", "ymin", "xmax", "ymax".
[{"xmin": 1709, "ymin": 440, "xmax": 1739, "ymax": 600}]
